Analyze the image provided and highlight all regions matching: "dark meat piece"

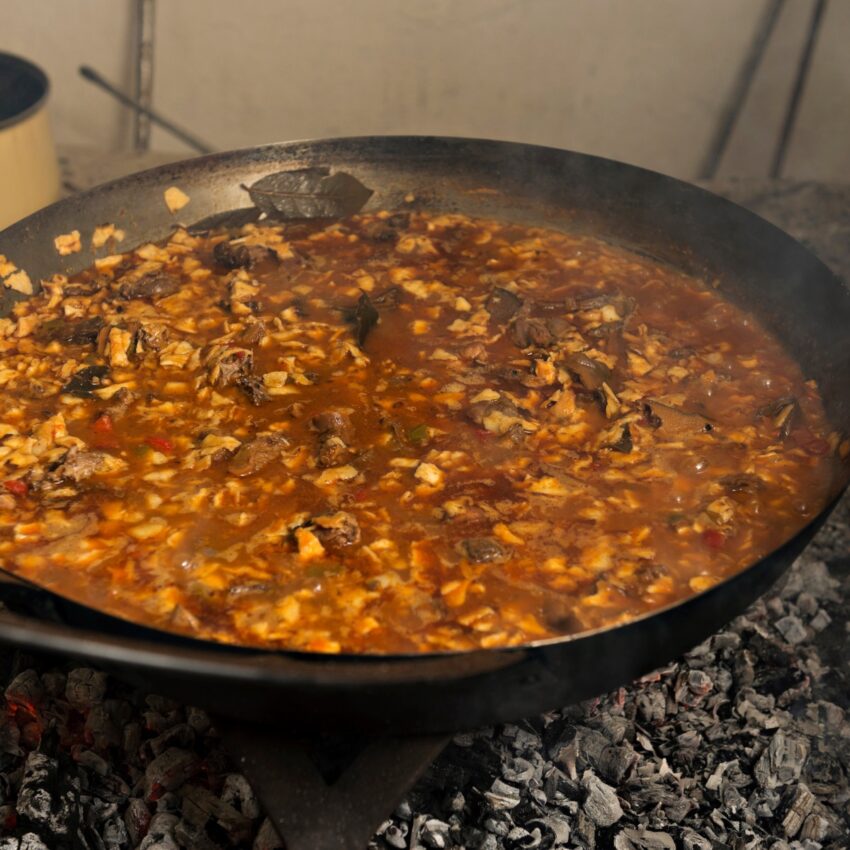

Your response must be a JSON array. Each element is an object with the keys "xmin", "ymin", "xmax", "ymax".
[
  {"xmin": 36, "ymin": 316, "xmax": 104, "ymax": 346},
  {"xmin": 62, "ymin": 281, "xmax": 101, "ymax": 298},
  {"xmin": 343, "ymin": 291, "xmax": 379, "ymax": 347},
  {"xmin": 360, "ymin": 213, "xmax": 410, "ymax": 242},
  {"xmin": 312, "ymin": 512, "xmax": 361, "ymax": 550},
  {"xmin": 105, "ymin": 387, "xmax": 136, "ymax": 420},
  {"xmin": 227, "ymin": 434, "xmax": 289, "ymax": 477},
  {"xmin": 119, "ymin": 271, "xmax": 181, "ymax": 301},
  {"xmin": 136, "ymin": 323, "xmax": 170, "ymax": 352},
  {"xmin": 52, "ymin": 448, "xmax": 110, "ymax": 482},
  {"xmin": 486, "ymin": 288, "xmax": 523, "ymax": 323},
  {"xmin": 311, "ymin": 411, "xmax": 354, "ymax": 443},
  {"xmin": 563, "ymin": 352, "xmax": 612, "ymax": 390},
  {"xmin": 61, "ymin": 365, "xmax": 110, "ymax": 398},
  {"xmin": 460, "ymin": 537, "xmax": 507, "ymax": 564},
  {"xmin": 237, "ymin": 375, "xmax": 270, "ymax": 406},
  {"xmin": 586, "ymin": 322, "xmax": 623, "ymax": 339},
  {"xmin": 721, "ymin": 473, "xmax": 764, "ymax": 494},
  {"xmin": 238, "ymin": 320, "xmax": 266, "ymax": 346},
  {"xmin": 213, "ymin": 240, "xmax": 277, "ymax": 270},
  {"xmin": 756, "ymin": 396, "xmax": 799, "ymax": 439},
  {"xmin": 609, "ymin": 424, "xmax": 633, "ymax": 453},
  {"xmin": 216, "ymin": 350, "xmax": 253, "ymax": 388},
  {"xmin": 510, "ymin": 317, "xmax": 555, "ymax": 349},
  {"xmin": 644, "ymin": 399, "xmax": 714, "ymax": 436},
  {"xmin": 467, "ymin": 396, "xmax": 531, "ymax": 434},
  {"xmin": 317, "ymin": 435, "xmax": 350, "ymax": 468}
]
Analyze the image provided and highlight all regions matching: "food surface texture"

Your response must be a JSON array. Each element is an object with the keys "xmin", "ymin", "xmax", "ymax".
[{"xmin": 0, "ymin": 210, "xmax": 842, "ymax": 653}]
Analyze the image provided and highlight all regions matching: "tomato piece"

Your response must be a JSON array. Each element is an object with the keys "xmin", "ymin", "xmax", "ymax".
[
  {"xmin": 4, "ymin": 479, "xmax": 27, "ymax": 497},
  {"xmin": 146, "ymin": 436, "xmax": 174, "ymax": 453},
  {"xmin": 93, "ymin": 413, "xmax": 113, "ymax": 434},
  {"xmin": 701, "ymin": 529, "xmax": 726, "ymax": 550}
]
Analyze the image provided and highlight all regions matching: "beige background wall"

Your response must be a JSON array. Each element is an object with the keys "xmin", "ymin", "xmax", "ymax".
[{"xmin": 4, "ymin": 0, "xmax": 848, "ymax": 180}]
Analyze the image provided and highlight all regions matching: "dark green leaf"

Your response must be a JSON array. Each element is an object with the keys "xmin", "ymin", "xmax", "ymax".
[{"xmin": 244, "ymin": 168, "xmax": 373, "ymax": 220}]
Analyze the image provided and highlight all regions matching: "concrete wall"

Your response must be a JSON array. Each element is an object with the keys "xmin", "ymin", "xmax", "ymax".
[{"xmin": 4, "ymin": 0, "xmax": 848, "ymax": 180}]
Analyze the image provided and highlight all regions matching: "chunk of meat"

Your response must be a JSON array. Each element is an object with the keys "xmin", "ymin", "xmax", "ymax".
[
  {"xmin": 105, "ymin": 387, "xmax": 137, "ymax": 420},
  {"xmin": 460, "ymin": 537, "xmax": 507, "ymax": 563},
  {"xmin": 238, "ymin": 320, "xmax": 266, "ymax": 346},
  {"xmin": 36, "ymin": 316, "xmax": 104, "ymax": 345},
  {"xmin": 213, "ymin": 240, "xmax": 277, "ymax": 270},
  {"xmin": 61, "ymin": 365, "xmax": 110, "ymax": 398},
  {"xmin": 343, "ymin": 291, "xmax": 379, "ymax": 347},
  {"xmin": 311, "ymin": 411, "xmax": 354, "ymax": 443},
  {"xmin": 317, "ymin": 435, "xmax": 351, "ymax": 469},
  {"xmin": 721, "ymin": 473, "xmax": 764, "ymax": 494},
  {"xmin": 644, "ymin": 400, "xmax": 714, "ymax": 436},
  {"xmin": 119, "ymin": 271, "xmax": 181, "ymax": 301},
  {"xmin": 237, "ymin": 375, "xmax": 270, "ymax": 406},
  {"xmin": 509, "ymin": 316, "xmax": 555, "ymax": 349},
  {"xmin": 360, "ymin": 213, "xmax": 410, "ymax": 242},
  {"xmin": 52, "ymin": 448, "xmax": 125, "ymax": 482},
  {"xmin": 563, "ymin": 352, "xmax": 612, "ymax": 391},
  {"xmin": 756, "ymin": 396, "xmax": 798, "ymax": 439},
  {"xmin": 486, "ymin": 288, "xmax": 523, "ymax": 324},
  {"xmin": 467, "ymin": 396, "xmax": 537, "ymax": 435},
  {"xmin": 311, "ymin": 511, "xmax": 361, "ymax": 550},
  {"xmin": 227, "ymin": 434, "xmax": 289, "ymax": 477},
  {"xmin": 136, "ymin": 322, "xmax": 170, "ymax": 353}
]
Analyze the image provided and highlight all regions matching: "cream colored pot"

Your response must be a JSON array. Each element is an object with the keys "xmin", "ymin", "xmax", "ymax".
[{"xmin": 0, "ymin": 53, "xmax": 60, "ymax": 230}]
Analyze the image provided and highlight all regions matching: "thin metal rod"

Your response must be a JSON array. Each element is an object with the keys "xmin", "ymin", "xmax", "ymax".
[
  {"xmin": 769, "ymin": 0, "xmax": 829, "ymax": 178},
  {"xmin": 698, "ymin": 0, "xmax": 786, "ymax": 180},
  {"xmin": 79, "ymin": 65, "xmax": 214, "ymax": 155},
  {"xmin": 132, "ymin": 0, "xmax": 156, "ymax": 152}
]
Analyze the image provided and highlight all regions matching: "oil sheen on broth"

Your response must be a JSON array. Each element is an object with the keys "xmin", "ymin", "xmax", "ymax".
[{"xmin": 0, "ymin": 210, "xmax": 842, "ymax": 654}]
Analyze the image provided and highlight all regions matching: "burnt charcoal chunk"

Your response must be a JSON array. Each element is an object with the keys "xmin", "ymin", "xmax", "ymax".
[
  {"xmin": 486, "ymin": 287, "xmax": 523, "ymax": 323},
  {"xmin": 214, "ymin": 239, "xmax": 277, "ymax": 269},
  {"xmin": 510, "ymin": 316, "xmax": 555, "ymax": 349},
  {"xmin": 227, "ymin": 434, "xmax": 289, "ymax": 477},
  {"xmin": 311, "ymin": 410, "xmax": 354, "ymax": 442},
  {"xmin": 119, "ymin": 271, "xmax": 181, "ymax": 301},
  {"xmin": 238, "ymin": 374, "xmax": 270, "ymax": 405},
  {"xmin": 36, "ymin": 315, "xmax": 105, "ymax": 345},
  {"xmin": 312, "ymin": 511, "xmax": 361, "ymax": 550},
  {"xmin": 61, "ymin": 364, "xmax": 110, "ymax": 397},
  {"xmin": 461, "ymin": 537, "xmax": 507, "ymax": 563}
]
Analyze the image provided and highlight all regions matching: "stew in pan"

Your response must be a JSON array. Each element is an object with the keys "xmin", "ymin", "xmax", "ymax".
[{"xmin": 0, "ymin": 210, "xmax": 841, "ymax": 653}]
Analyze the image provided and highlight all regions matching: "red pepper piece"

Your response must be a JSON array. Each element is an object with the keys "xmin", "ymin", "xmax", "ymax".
[
  {"xmin": 4, "ymin": 479, "xmax": 27, "ymax": 497},
  {"xmin": 701, "ymin": 529, "xmax": 726, "ymax": 550},
  {"xmin": 146, "ymin": 436, "xmax": 174, "ymax": 453},
  {"xmin": 93, "ymin": 413, "xmax": 113, "ymax": 434}
]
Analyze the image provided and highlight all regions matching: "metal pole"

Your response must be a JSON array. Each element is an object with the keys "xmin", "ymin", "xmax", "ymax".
[
  {"xmin": 698, "ymin": 0, "xmax": 786, "ymax": 180},
  {"xmin": 132, "ymin": 0, "xmax": 156, "ymax": 152},
  {"xmin": 769, "ymin": 0, "xmax": 829, "ymax": 178}
]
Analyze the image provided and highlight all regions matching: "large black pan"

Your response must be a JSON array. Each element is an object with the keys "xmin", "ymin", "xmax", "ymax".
[{"xmin": 0, "ymin": 137, "xmax": 847, "ymax": 735}]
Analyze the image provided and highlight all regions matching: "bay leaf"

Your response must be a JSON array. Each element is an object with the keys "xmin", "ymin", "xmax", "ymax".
[{"xmin": 243, "ymin": 167, "xmax": 373, "ymax": 219}]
